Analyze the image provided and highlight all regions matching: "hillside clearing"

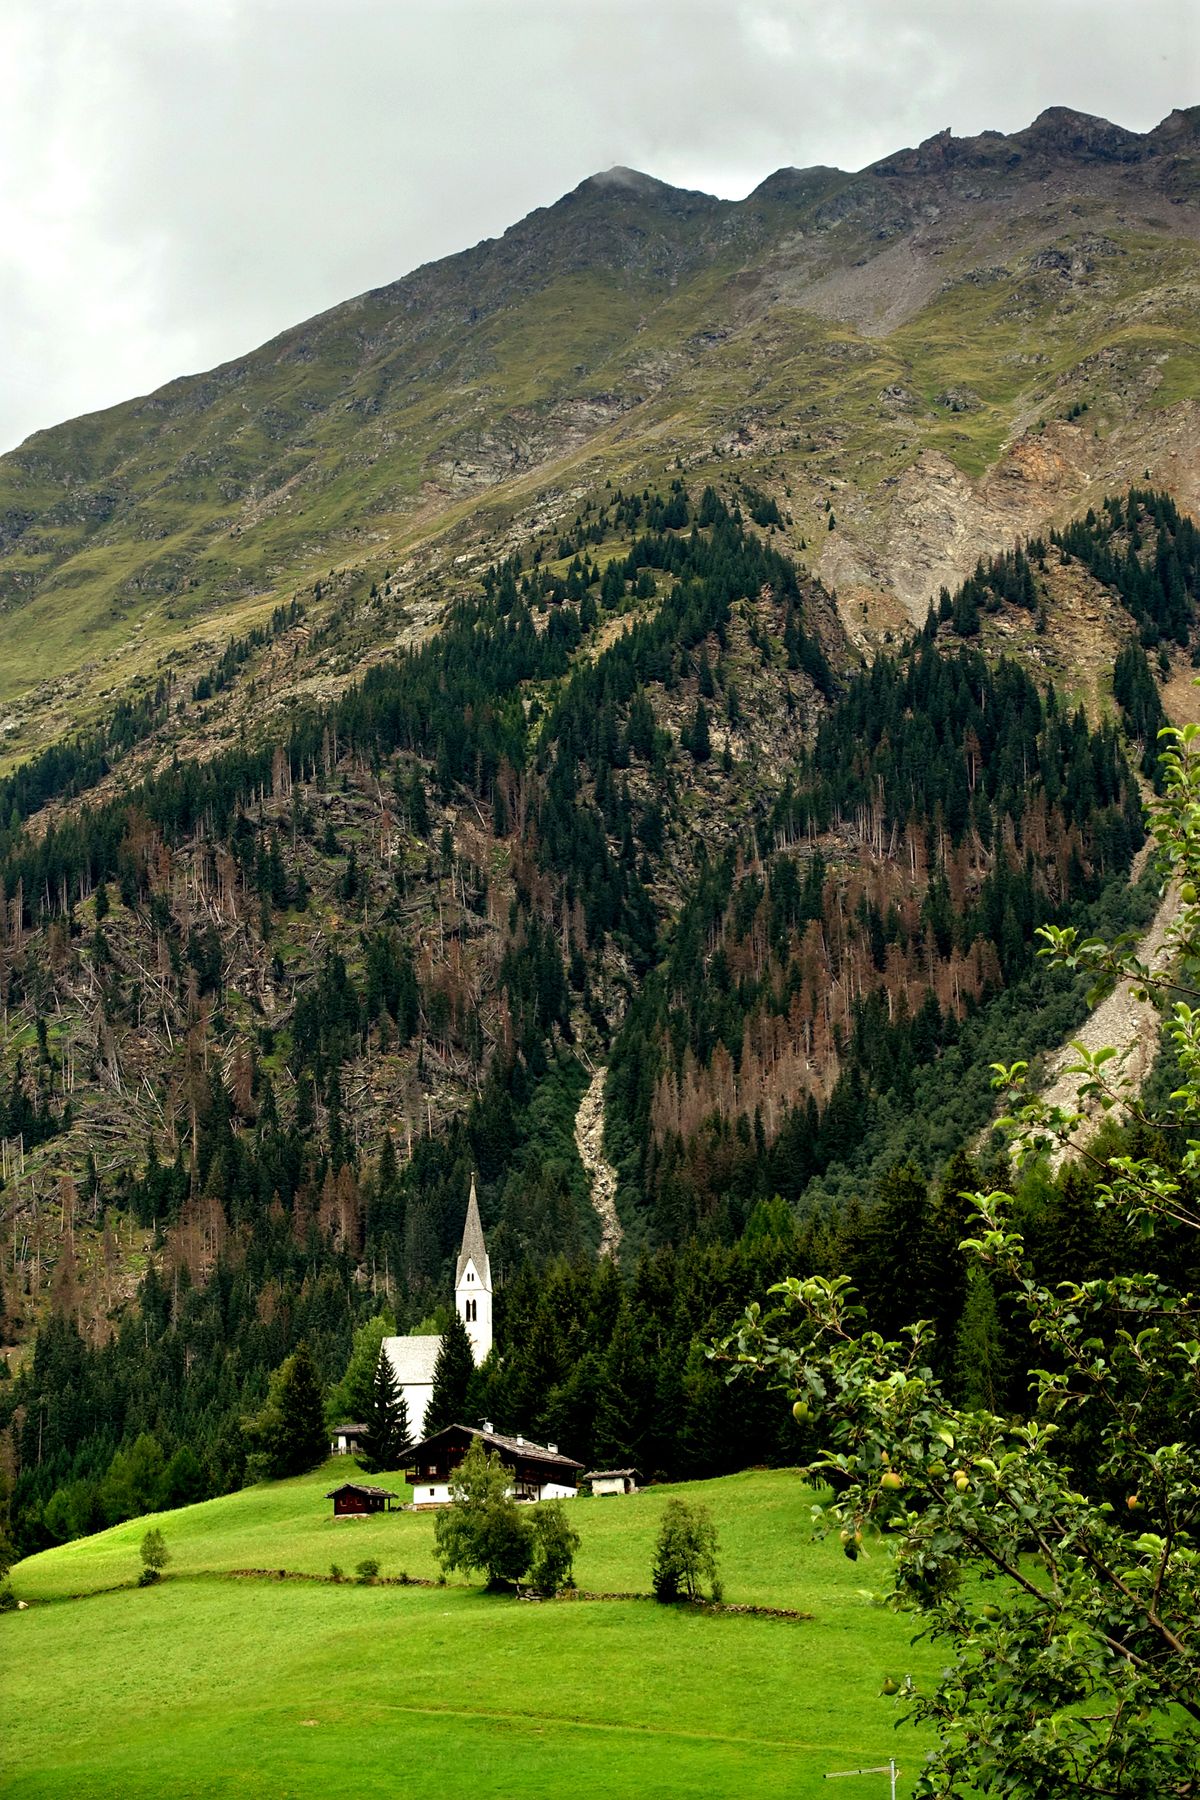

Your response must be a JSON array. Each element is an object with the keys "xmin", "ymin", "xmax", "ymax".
[
  {"xmin": 4, "ymin": 1466, "xmax": 938, "ymax": 1799},
  {"xmin": 1, "ymin": 1580, "xmax": 934, "ymax": 1799}
]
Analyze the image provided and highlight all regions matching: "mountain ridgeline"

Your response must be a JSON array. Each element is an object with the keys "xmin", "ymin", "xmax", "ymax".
[
  {"xmin": 0, "ymin": 106, "xmax": 1197, "ymax": 740},
  {"xmin": 1, "ymin": 473, "xmax": 1198, "ymax": 1552}
]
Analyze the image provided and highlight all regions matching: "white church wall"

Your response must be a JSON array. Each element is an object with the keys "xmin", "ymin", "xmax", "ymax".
[
  {"xmin": 456, "ymin": 1255, "xmax": 493, "ymax": 1364},
  {"xmin": 400, "ymin": 1381, "xmax": 433, "ymax": 1440}
]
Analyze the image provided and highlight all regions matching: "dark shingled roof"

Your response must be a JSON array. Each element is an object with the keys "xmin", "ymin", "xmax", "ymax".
[
  {"xmin": 325, "ymin": 1482, "xmax": 397, "ymax": 1498},
  {"xmin": 406, "ymin": 1423, "xmax": 584, "ymax": 1472},
  {"xmin": 455, "ymin": 1174, "xmax": 490, "ymax": 1285}
]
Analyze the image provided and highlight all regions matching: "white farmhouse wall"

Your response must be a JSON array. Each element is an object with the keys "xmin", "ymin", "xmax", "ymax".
[
  {"xmin": 411, "ymin": 1481, "xmax": 452, "ymax": 1508},
  {"xmin": 409, "ymin": 1473, "xmax": 577, "ymax": 1507}
]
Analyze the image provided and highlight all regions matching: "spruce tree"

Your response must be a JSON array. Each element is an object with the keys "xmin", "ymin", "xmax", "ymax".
[
  {"xmin": 425, "ymin": 1308, "xmax": 476, "ymax": 1435},
  {"xmin": 361, "ymin": 1350, "xmax": 411, "ymax": 1473},
  {"xmin": 244, "ymin": 1341, "xmax": 328, "ymax": 1479},
  {"xmin": 953, "ymin": 1266, "xmax": 1008, "ymax": 1411},
  {"xmin": 687, "ymin": 699, "xmax": 711, "ymax": 763}
]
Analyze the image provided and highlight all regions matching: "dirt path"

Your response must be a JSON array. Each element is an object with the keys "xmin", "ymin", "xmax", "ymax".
[
  {"xmin": 1037, "ymin": 866, "xmax": 1179, "ymax": 1170},
  {"xmin": 574, "ymin": 1066, "xmax": 623, "ymax": 1258}
]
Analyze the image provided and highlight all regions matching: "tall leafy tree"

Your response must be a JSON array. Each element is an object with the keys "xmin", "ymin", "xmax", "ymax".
[
  {"xmin": 433, "ymin": 1437, "xmax": 533, "ymax": 1588},
  {"xmin": 326, "ymin": 1312, "xmax": 394, "ymax": 1428}
]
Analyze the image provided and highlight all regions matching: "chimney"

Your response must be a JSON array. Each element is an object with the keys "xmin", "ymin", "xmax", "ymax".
[
  {"xmin": 482, "ymin": 1420, "xmax": 494, "ymax": 1434},
  {"xmin": 516, "ymin": 1435, "xmax": 524, "ymax": 1446},
  {"xmin": 548, "ymin": 1443, "xmax": 558, "ymax": 1455}
]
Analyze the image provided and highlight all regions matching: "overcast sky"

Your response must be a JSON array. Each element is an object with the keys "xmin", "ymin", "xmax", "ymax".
[{"xmin": 0, "ymin": 0, "xmax": 1193, "ymax": 453}]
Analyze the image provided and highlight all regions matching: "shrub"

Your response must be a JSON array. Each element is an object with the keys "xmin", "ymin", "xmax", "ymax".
[
  {"xmin": 652, "ymin": 1498, "xmax": 720, "ymax": 1602},
  {"xmin": 329, "ymin": 1564, "xmax": 343, "ymax": 1583},
  {"xmin": 0, "ymin": 1583, "xmax": 17, "ymax": 1612},
  {"xmin": 139, "ymin": 1528, "xmax": 169, "ymax": 1580},
  {"xmin": 355, "ymin": 1558, "xmax": 380, "ymax": 1584},
  {"xmin": 528, "ymin": 1500, "xmax": 580, "ymax": 1594},
  {"xmin": 136, "ymin": 1568, "xmax": 161, "ymax": 1587}
]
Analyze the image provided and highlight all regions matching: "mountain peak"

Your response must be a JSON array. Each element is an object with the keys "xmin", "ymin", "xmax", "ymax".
[
  {"xmin": 1012, "ymin": 106, "xmax": 1146, "ymax": 160},
  {"xmin": 585, "ymin": 165, "xmax": 666, "ymax": 191},
  {"xmin": 567, "ymin": 165, "xmax": 723, "ymax": 214}
]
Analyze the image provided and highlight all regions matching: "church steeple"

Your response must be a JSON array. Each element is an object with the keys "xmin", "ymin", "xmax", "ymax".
[{"xmin": 454, "ymin": 1173, "xmax": 492, "ymax": 1364}]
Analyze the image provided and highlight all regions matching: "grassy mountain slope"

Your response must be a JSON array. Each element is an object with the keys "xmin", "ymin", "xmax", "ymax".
[
  {"xmin": 0, "ymin": 106, "xmax": 1197, "ymax": 761},
  {"xmin": 6, "ymin": 1465, "xmax": 938, "ymax": 1800}
]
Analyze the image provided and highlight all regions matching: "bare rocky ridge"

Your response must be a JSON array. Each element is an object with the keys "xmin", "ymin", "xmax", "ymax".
[
  {"xmin": 1033, "ymin": 676, "xmax": 1200, "ymax": 1166},
  {"xmin": 821, "ymin": 402, "xmax": 1200, "ymax": 632},
  {"xmin": 1038, "ymin": 870, "xmax": 1180, "ymax": 1171},
  {"xmin": 573, "ymin": 1066, "xmax": 622, "ymax": 1259}
]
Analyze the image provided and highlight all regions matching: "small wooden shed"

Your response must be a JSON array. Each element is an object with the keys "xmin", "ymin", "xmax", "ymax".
[
  {"xmin": 585, "ymin": 1468, "xmax": 639, "ymax": 1496},
  {"xmin": 325, "ymin": 1482, "xmax": 398, "ymax": 1518},
  {"xmin": 329, "ymin": 1422, "xmax": 367, "ymax": 1456}
]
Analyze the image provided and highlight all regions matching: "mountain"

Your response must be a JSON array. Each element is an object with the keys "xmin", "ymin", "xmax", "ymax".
[
  {"xmin": 0, "ymin": 106, "xmax": 1197, "ymax": 754},
  {"xmin": 0, "ymin": 109, "xmax": 1199, "ymax": 1552}
]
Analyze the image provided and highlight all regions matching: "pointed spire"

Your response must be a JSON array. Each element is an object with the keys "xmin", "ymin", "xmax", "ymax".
[{"xmin": 455, "ymin": 1172, "xmax": 489, "ymax": 1285}]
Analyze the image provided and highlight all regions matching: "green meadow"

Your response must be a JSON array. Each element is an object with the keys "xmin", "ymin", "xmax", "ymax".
[{"xmin": 4, "ymin": 1464, "xmax": 940, "ymax": 1798}]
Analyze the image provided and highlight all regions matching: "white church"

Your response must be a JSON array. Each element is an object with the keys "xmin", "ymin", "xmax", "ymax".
[{"xmin": 380, "ymin": 1174, "xmax": 492, "ymax": 1438}]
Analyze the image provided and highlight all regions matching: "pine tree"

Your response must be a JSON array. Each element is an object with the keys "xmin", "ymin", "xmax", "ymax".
[
  {"xmin": 687, "ymin": 700, "xmax": 711, "ymax": 764},
  {"xmin": 953, "ymin": 1266, "xmax": 1009, "ymax": 1410},
  {"xmin": 360, "ymin": 1350, "xmax": 411, "ymax": 1472},
  {"xmin": 425, "ymin": 1308, "xmax": 476, "ymax": 1435},
  {"xmin": 244, "ymin": 1341, "xmax": 328, "ymax": 1479}
]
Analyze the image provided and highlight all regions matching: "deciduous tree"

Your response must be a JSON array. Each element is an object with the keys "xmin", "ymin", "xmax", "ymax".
[
  {"xmin": 433, "ymin": 1437, "xmax": 533, "ymax": 1588},
  {"xmin": 651, "ymin": 1497, "xmax": 720, "ymax": 1602}
]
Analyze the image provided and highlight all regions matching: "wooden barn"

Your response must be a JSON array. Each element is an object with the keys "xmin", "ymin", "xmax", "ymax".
[
  {"xmin": 325, "ymin": 1482, "xmax": 398, "ymax": 1518},
  {"xmin": 405, "ymin": 1424, "xmax": 583, "ymax": 1507}
]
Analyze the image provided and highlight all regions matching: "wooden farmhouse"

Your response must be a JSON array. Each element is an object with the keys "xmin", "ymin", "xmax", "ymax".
[
  {"xmin": 326, "ymin": 1481, "xmax": 399, "ymax": 1518},
  {"xmin": 405, "ymin": 1424, "xmax": 584, "ymax": 1507},
  {"xmin": 585, "ymin": 1468, "xmax": 640, "ymax": 1496}
]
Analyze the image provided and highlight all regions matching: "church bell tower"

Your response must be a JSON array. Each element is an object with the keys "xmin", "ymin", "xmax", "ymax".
[{"xmin": 455, "ymin": 1174, "xmax": 493, "ymax": 1365}]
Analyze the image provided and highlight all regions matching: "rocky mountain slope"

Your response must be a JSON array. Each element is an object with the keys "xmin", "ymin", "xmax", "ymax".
[{"xmin": 0, "ymin": 106, "xmax": 1197, "ymax": 762}]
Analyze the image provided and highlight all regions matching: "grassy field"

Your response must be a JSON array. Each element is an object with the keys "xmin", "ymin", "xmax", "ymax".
[{"xmin": 5, "ymin": 1464, "xmax": 940, "ymax": 1798}]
